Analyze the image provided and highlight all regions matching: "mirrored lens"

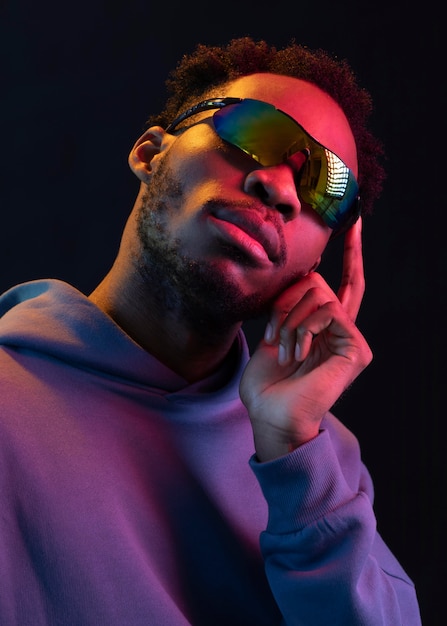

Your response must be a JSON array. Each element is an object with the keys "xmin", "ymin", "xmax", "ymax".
[
  {"xmin": 213, "ymin": 99, "xmax": 359, "ymax": 229},
  {"xmin": 214, "ymin": 99, "xmax": 308, "ymax": 166}
]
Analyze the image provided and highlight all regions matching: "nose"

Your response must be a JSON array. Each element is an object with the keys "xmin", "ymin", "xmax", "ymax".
[{"xmin": 243, "ymin": 163, "xmax": 302, "ymax": 221}]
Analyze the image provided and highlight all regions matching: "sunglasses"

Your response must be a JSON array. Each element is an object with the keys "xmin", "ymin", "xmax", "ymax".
[{"xmin": 166, "ymin": 97, "xmax": 360, "ymax": 233}]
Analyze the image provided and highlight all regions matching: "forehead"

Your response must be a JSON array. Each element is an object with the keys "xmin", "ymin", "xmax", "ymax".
[{"xmin": 224, "ymin": 73, "xmax": 357, "ymax": 174}]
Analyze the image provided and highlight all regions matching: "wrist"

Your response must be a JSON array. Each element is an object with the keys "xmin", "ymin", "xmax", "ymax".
[{"xmin": 252, "ymin": 422, "xmax": 320, "ymax": 462}]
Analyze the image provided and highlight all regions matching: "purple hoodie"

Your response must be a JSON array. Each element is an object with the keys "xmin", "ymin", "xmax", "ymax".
[{"xmin": 0, "ymin": 279, "xmax": 421, "ymax": 625}]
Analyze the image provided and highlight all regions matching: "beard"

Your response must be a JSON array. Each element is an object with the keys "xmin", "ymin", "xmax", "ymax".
[{"xmin": 134, "ymin": 156, "xmax": 287, "ymax": 334}]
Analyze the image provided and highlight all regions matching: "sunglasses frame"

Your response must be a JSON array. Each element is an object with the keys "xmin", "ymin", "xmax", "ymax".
[{"xmin": 165, "ymin": 97, "xmax": 361, "ymax": 236}]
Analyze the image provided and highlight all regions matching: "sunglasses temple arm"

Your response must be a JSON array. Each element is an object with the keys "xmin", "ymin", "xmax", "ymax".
[{"xmin": 166, "ymin": 97, "xmax": 242, "ymax": 133}]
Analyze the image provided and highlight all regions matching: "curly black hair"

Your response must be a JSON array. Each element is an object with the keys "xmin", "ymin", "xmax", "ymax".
[{"xmin": 147, "ymin": 37, "xmax": 385, "ymax": 217}]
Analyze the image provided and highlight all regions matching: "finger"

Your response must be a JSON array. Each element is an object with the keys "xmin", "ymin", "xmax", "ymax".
[
  {"xmin": 294, "ymin": 300, "xmax": 363, "ymax": 363},
  {"xmin": 277, "ymin": 287, "xmax": 335, "ymax": 364},
  {"xmin": 337, "ymin": 217, "xmax": 365, "ymax": 322},
  {"xmin": 265, "ymin": 273, "xmax": 337, "ymax": 345}
]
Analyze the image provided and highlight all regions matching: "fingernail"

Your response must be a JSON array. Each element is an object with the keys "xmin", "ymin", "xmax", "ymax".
[{"xmin": 264, "ymin": 322, "xmax": 273, "ymax": 342}]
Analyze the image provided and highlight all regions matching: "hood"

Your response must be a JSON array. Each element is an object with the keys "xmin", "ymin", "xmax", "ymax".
[{"xmin": 0, "ymin": 279, "xmax": 249, "ymax": 397}]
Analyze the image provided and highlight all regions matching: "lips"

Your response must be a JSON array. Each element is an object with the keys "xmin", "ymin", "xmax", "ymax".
[{"xmin": 209, "ymin": 205, "xmax": 281, "ymax": 263}]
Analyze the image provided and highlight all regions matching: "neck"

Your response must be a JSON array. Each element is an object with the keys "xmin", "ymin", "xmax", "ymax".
[{"xmin": 89, "ymin": 263, "xmax": 241, "ymax": 384}]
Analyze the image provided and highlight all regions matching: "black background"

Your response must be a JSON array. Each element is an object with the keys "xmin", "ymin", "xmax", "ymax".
[{"xmin": 1, "ymin": 1, "xmax": 444, "ymax": 623}]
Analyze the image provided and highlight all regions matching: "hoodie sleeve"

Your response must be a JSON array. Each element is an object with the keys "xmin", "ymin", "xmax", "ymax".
[{"xmin": 249, "ymin": 413, "xmax": 421, "ymax": 626}]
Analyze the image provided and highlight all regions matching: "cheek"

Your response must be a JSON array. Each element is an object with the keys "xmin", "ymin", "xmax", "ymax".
[
  {"xmin": 172, "ymin": 123, "xmax": 248, "ymax": 183},
  {"xmin": 173, "ymin": 125, "xmax": 220, "ymax": 170},
  {"xmin": 169, "ymin": 129, "xmax": 243, "ymax": 201},
  {"xmin": 284, "ymin": 220, "xmax": 330, "ymax": 271}
]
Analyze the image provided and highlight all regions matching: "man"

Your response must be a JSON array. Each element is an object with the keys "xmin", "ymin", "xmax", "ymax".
[{"xmin": 0, "ymin": 38, "xmax": 421, "ymax": 624}]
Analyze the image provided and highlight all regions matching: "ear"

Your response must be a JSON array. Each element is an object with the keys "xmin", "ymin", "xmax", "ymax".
[{"xmin": 128, "ymin": 126, "xmax": 165, "ymax": 183}]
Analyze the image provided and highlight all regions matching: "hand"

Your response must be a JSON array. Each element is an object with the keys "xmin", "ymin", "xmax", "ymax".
[{"xmin": 239, "ymin": 218, "xmax": 373, "ymax": 462}]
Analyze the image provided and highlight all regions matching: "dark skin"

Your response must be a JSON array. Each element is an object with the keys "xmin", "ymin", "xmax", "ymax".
[{"xmin": 90, "ymin": 73, "xmax": 372, "ymax": 462}]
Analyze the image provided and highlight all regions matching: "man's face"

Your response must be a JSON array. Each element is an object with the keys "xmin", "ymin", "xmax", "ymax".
[{"xmin": 133, "ymin": 73, "xmax": 358, "ymax": 327}]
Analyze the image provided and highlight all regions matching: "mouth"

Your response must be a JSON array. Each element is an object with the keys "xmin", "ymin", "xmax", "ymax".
[{"xmin": 208, "ymin": 205, "xmax": 281, "ymax": 265}]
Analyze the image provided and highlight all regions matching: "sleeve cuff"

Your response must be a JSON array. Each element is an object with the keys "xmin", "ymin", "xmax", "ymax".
[{"xmin": 249, "ymin": 428, "xmax": 357, "ymax": 534}]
